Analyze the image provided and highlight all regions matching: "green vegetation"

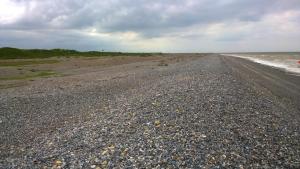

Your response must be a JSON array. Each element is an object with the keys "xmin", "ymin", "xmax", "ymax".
[
  {"xmin": 0, "ymin": 47, "xmax": 161, "ymax": 59},
  {"xmin": 0, "ymin": 70, "xmax": 58, "ymax": 81},
  {"xmin": 0, "ymin": 83, "xmax": 26, "ymax": 89},
  {"xmin": 0, "ymin": 60, "xmax": 59, "ymax": 66}
]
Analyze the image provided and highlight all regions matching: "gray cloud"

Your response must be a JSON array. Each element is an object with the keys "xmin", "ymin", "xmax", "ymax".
[
  {"xmin": 0, "ymin": 0, "xmax": 300, "ymax": 52},
  {"xmin": 3, "ymin": 0, "xmax": 299, "ymax": 32},
  {"xmin": 0, "ymin": 29, "xmax": 124, "ymax": 51}
]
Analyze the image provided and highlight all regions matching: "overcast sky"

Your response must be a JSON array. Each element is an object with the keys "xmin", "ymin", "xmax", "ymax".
[{"xmin": 0, "ymin": 0, "xmax": 300, "ymax": 52}]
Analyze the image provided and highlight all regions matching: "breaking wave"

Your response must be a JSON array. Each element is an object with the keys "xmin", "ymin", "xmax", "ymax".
[{"xmin": 222, "ymin": 53, "xmax": 300, "ymax": 74}]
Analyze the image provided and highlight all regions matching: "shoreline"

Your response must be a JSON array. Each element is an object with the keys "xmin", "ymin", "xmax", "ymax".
[{"xmin": 221, "ymin": 54, "xmax": 300, "ymax": 75}]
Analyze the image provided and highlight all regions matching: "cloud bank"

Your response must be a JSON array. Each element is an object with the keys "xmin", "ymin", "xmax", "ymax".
[{"xmin": 1, "ymin": 0, "xmax": 300, "ymax": 52}]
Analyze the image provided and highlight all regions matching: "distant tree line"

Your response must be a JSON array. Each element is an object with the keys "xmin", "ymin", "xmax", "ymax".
[{"xmin": 0, "ymin": 47, "xmax": 162, "ymax": 59}]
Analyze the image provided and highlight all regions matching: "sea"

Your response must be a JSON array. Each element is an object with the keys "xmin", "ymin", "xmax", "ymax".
[{"xmin": 221, "ymin": 52, "xmax": 300, "ymax": 75}]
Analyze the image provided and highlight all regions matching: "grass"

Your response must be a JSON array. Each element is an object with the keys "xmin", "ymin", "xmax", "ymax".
[
  {"xmin": 0, "ymin": 83, "xmax": 26, "ymax": 89},
  {"xmin": 0, "ymin": 47, "xmax": 162, "ymax": 59},
  {"xmin": 0, "ymin": 60, "xmax": 59, "ymax": 67},
  {"xmin": 0, "ymin": 70, "xmax": 59, "ymax": 81}
]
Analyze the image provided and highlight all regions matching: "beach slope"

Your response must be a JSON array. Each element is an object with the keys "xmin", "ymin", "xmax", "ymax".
[{"xmin": 0, "ymin": 54, "xmax": 299, "ymax": 168}]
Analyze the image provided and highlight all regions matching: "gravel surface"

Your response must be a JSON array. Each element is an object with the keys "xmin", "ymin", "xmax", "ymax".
[{"xmin": 0, "ymin": 54, "xmax": 299, "ymax": 168}]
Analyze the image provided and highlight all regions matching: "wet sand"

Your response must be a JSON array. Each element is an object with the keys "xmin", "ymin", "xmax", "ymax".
[{"xmin": 221, "ymin": 55, "xmax": 300, "ymax": 110}]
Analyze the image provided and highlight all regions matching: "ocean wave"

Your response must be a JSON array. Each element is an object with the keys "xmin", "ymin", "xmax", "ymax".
[{"xmin": 221, "ymin": 54, "xmax": 300, "ymax": 74}]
